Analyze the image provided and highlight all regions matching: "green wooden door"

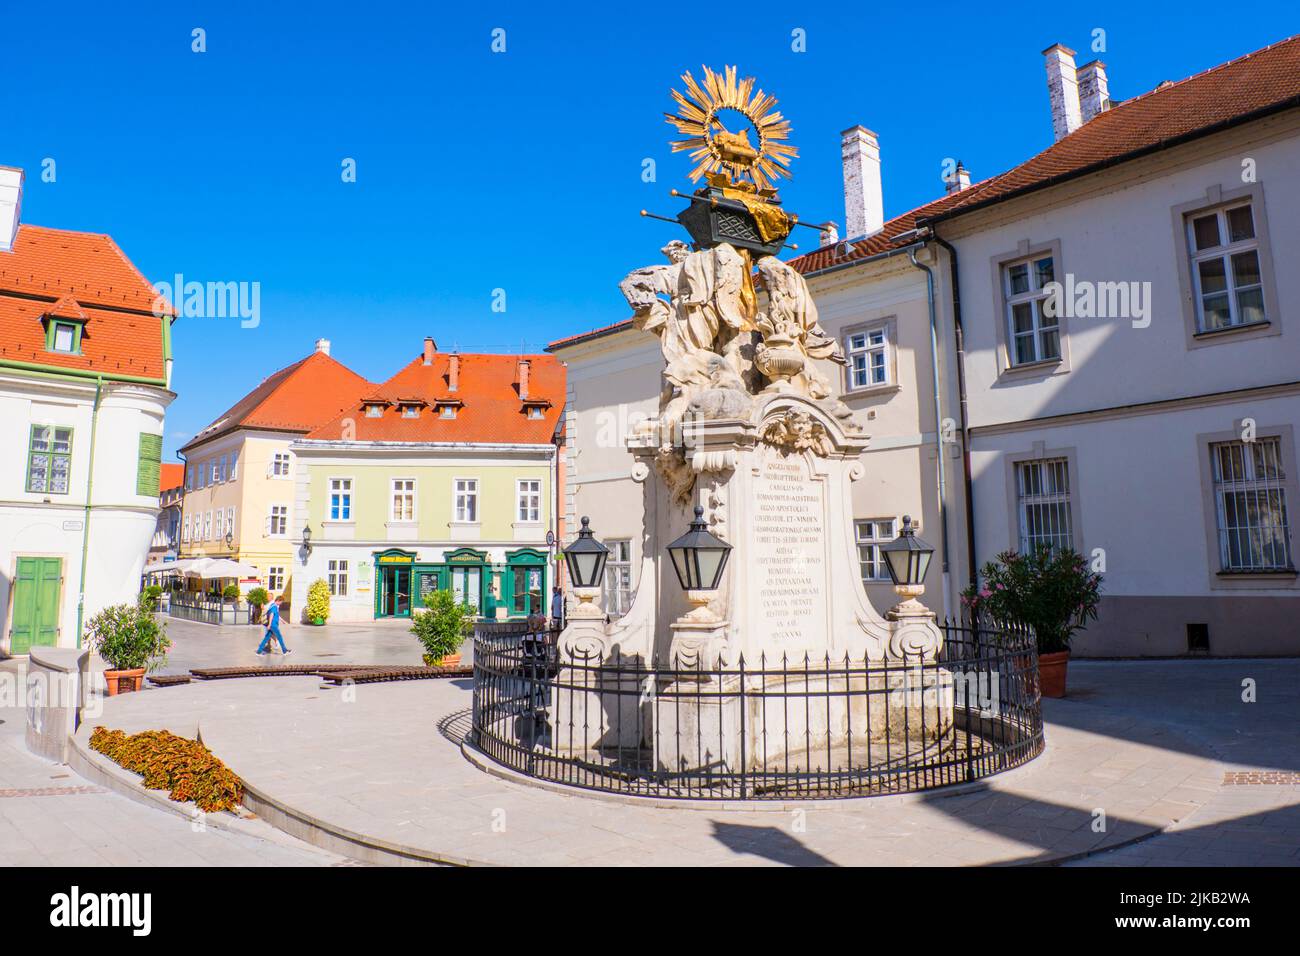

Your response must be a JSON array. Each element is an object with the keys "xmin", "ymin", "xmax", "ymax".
[{"xmin": 11, "ymin": 557, "xmax": 62, "ymax": 654}]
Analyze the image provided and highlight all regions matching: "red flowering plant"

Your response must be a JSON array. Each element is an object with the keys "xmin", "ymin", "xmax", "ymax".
[{"xmin": 960, "ymin": 545, "xmax": 1102, "ymax": 654}]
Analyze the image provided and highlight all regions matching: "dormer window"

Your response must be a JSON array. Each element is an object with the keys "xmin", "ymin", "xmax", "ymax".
[
  {"xmin": 527, "ymin": 406, "xmax": 544, "ymax": 420},
  {"xmin": 365, "ymin": 404, "xmax": 384, "ymax": 418},
  {"xmin": 440, "ymin": 405, "xmax": 457, "ymax": 420},
  {"xmin": 522, "ymin": 399, "xmax": 551, "ymax": 420},
  {"xmin": 47, "ymin": 320, "xmax": 83, "ymax": 354},
  {"xmin": 401, "ymin": 404, "xmax": 421, "ymax": 419}
]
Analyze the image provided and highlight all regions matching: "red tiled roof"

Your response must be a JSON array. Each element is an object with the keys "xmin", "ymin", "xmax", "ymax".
[
  {"xmin": 306, "ymin": 352, "xmax": 564, "ymax": 445},
  {"xmin": 182, "ymin": 350, "xmax": 373, "ymax": 452},
  {"xmin": 550, "ymin": 33, "xmax": 1300, "ymax": 346},
  {"xmin": 0, "ymin": 224, "xmax": 174, "ymax": 381},
  {"xmin": 159, "ymin": 462, "xmax": 185, "ymax": 494}
]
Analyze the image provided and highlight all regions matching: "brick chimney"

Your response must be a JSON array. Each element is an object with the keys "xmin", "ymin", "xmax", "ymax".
[
  {"xmin": 0, "ymin": 166, "xmax": 22, "ymax": 253},
  {"xmin": 314, "ymin": 338, "xmax": 331, "ymax": 356},
  {"xmin": 447, "ymin": 353, "xmax": 459, "ymax": 392},
  {"xmin": 517, "ymin": 359, "xmax": 530, "ymax": 401},
  {"xmin": 944, "ymin": 162, "xmax": 972, "ymax": 195},
  {"xmin": 1043, "ymin": 44, "xmax": 1082, "ymax": 142},
  {"xmin": 1077, "ymin": 60, "xmax": 1110, "ymax": 123},
  {"xmin": 423, "ymin": 336, "xmax": 437, "ymax": 366},
  {"xmin": 841, "ymin": 126, "xmax": 884, "ymax": 239}
]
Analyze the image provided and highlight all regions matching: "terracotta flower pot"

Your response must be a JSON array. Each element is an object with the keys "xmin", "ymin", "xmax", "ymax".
[
  {"xmin": 104, "ymin": 668, "xmax": 146, "ymax": 696},
  {"xmin": 1038, "ymin": 651, "xmax": 1070, "ymax": 698},
  {"xmin": 423, "ymin": 653, "xmax": 461, "ymax": 668}
]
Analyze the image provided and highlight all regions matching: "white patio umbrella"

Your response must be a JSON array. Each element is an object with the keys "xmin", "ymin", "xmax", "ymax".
[{"xmin": 185, "ymin": 558, "xmax": 263, "ymax": 580}]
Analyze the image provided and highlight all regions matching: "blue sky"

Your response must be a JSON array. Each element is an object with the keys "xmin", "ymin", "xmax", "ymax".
[{"xmin": 3, "ymin": 1, "xmax": 1295, "ymax": 458}]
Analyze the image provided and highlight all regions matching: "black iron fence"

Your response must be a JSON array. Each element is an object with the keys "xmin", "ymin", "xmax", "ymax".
[
  {"xmin": 167, "ymin": 595, "xmax": 257, "ymax": 626},
  {"xmin": 470, "ymin": 620, "xmax": 1043, "ymax": 800}
]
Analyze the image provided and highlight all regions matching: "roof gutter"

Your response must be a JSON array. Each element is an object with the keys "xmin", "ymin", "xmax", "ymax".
[{"xmin": 800, "ymin": 239, "xmax": 928, "ymax": 280}]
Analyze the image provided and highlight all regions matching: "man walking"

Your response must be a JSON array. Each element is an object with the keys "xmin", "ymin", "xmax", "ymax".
[
  {"xmin": 550, "ymin": 585, "xmax": 565, "ymax": 632},
  {"xmin": 256, "ymin": 594, "xmax": 292, "ymax": 656}
]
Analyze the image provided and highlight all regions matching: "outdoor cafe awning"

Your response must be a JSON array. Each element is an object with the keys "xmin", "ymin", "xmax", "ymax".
[{"xmin": 183, "ymin": 558, "xmax": 262, "ymax": 580}]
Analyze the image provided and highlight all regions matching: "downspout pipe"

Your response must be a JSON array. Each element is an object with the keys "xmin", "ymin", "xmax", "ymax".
[
  {"xmin": 76, "ymin": 376, "xmax": 105, "ymax": 647},
  {"xmin": 927, "ymin": 227, "xmax": 978, "ymax": 591},
  {"xmin": 904, "ymin": 248, "xmax": 952, "ymax": 617}
]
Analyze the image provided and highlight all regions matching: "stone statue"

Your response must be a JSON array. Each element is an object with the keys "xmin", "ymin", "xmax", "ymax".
[{"xmin": 754, "ymin": 255, "xmax": 846, "ymax": 400}]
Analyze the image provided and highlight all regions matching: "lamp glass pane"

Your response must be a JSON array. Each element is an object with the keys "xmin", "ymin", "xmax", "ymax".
[
  {"xmin": 883, "ymin": 548, "xmax": 908, "ymax": 585},
  {"xmin": 571, "ymin": 551, "xmax": 599, "ymax": 588},
  {"xmin": 695, "ymin": 548, "xmax": 726, "ymax": 590},
  {"xmin": 669, "ymin": 547, "xmax": 692, "ymax": 590},
  {"xmin": 914, "ymin": 550, "xmax": 933, "ymax": 583}
]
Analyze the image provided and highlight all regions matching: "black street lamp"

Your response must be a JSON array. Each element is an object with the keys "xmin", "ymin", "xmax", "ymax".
[
  {"xmin": 880, "ymin": 515, "xmax": 934, "ymax": 588},
  {"xmin": 563, "ymin": 517, "xmax": 609, "ymax": 620},
  {"xmin": 301, "ymin": 524, "xmax": 313, "ymax": 559},
  {"xmin": 224, "ymin": 531, "xmax": 234, "ymax": 553},
  {"xmin": 667, "ymin": 506, "xmax": 733, "ymax": 592},
  {"xmin": 563, "ymin": 517, "xmax": 609, "ymax": 589}
]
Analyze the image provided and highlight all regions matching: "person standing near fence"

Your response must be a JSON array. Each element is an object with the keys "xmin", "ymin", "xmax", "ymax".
[{"xmin": 256, "ymin": 595, "xmax": 291, "ymax": 656}]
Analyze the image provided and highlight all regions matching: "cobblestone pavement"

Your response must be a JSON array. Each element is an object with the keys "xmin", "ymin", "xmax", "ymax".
[
  {"xmin": 0, "ymin": 659, "xmax": 349, "ymax": 866},
  {"xmin": 69, "ymin": 656, "xmax": 1300, "ymax": 867}
]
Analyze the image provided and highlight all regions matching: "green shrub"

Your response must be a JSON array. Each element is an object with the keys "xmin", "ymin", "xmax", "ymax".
[
  {"xmin": 305, "ymin": 578, "xmax": 330, "ymax": 623},
  {"xmin": 84, "ymin": 602, "xmax": 172, "ymax": 672},
  {"xmin": 246, "ymin": 587, "xmax": 269, "ymax": 612},
  {"xmin": 139, "ymin": 585, "xmax": 163, "ymax": 611},
  {"xmin": 90, "ymin": 726, "xmax": 242, "ymax": 813},
  {"xmin": 222, "ymin": 583, "xmax": 241, "ymax": 602},
  {"xmin": 411, "ymin": 589, "xmax": 474, "ymax": 663},
  {"xmin": 961, "ymin": 545, "xmax": 1102, "ymax": 654}
]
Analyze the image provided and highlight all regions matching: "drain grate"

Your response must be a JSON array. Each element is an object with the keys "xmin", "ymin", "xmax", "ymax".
[{"xmin": 1222, "ymin": 771, "xmax": 1300, "ymax": 785}]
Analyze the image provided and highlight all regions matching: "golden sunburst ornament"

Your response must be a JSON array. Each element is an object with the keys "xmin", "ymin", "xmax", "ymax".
[{"xmin": 665, "ymin": 65, "xmax": 796, "ymax": 192}]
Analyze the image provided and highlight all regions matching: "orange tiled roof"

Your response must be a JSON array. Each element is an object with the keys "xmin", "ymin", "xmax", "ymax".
[
  {"xmin": 0, "ymin": 224, "xmax": 174, "ymax": 381},
  {"xmin": 181, "ymin": 350, "xmax": 373, "ymax": 452},
  {"xmin": 549, "ymin": 33, "xmax": 1300, "ymax": 347},
  {"xmin": 306, "ymin": 352, "xmax": 564, "ymax": 445},
  {"xmin": 159, "ymin": 462, "xmax": 185, "ymax": 494}
]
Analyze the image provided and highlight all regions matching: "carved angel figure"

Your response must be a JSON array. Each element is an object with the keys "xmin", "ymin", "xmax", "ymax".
[{"xmin": 754, "ymin": 255, "xmax": 847, "ymax": 399}]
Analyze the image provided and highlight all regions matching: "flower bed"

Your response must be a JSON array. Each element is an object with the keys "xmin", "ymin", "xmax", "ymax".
[{"xmin": 89, "ymin": 726, "xmax": 242, "ymax": 812}]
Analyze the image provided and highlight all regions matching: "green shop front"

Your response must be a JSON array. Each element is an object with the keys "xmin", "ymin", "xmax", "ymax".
[{"xmin": 372, "ymin": 547, "xmax": 548, "ymax": 620}]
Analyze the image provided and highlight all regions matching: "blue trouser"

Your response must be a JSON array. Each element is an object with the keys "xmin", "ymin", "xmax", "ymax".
[{"xmin": 258, "ymin": 624, "xmax": 286, "ymax": 653}]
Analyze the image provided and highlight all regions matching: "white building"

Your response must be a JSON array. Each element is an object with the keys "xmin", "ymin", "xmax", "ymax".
[
  {"xmin": 0, "ymin": 168, "xmax": 177, "ymax": 653},
  {"xmin": 549, "ymin": 34, "xmax": 1300, "ymax": 657}
]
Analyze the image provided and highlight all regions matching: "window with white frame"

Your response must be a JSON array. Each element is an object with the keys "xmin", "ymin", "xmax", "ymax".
[
  {"xmin": 266, "ymin": 566, "xmax": 285, "ymax": 594},
  {"xmin": 184, "ymin": 465, "xmax": 193, "ymax": 491},
  {"xmin": 365, "ymin": 403, "xmax": 384, "ymax": 418},
  {"xmin": 517, "ymin": 479, "xmax": 541, "ymax": 522},
  {"xmin": 602, "ymin": 539, "xmax": 633, "ymax": 617},
  {"xmin": 391, "ymin": 479, "xmax": 415, "ymax": 521},
  {"xmin": 1187, "ymin": 201, "xmax": 1266, "ymax": 333},
  {"xmin": 225, "ymin": 507, "xmax": 235, "ymax": 539},
  {"xmin": 1016, "ymin": 458, "xmax": 1073, "ymax": 552},
  {"xmin": 219, "ymin": 455, "xmax": 228, "ymax": 482},
  {"xmin": 230, "ymin": 450, "xmax": 239, "ymax": 479},
  {"xmin": 846, "ymin": 327, "xmax": 889, "ymax": 389},
  {"xmin": 328, "ymin": 559, "xmax": 349, "ymax": 596},
  {"xmin": 27, "ymin": 424, "xmax": 73, "ymax": 494},
  {"xmin": 855, "ymin": 519, "xmax": 896, "ymax": 584},
  {"xmin": 1003, "ymin": 253, "xmax": 1060, "ymax": 366},
  {"xmin": 268, "ymin": 504, "xmax": 288, "ymax": 537},
  {"xmin": 203, "ymin": 511, "xmax": 213, "ymax": 541},
  {"xmin": 196, "ymin": 463, "xmax": 205, "ymax": 490},
  {"xmin": 210, "ymin": 459, "xmax": 220, "ymax": 485},
  {"xmin": 454, "ymin": 479, "xmax": 478, "ymax": 522},
  {"xmin": 271, "ymin": 452, "xmax": 291, "ymax": 477},
  {"xmin": 400, "ymin": 404, "xmax": 421, "ymax": 419},
  {"xmin": 440, "ymin": 404, "xmax": 457, "ymax": 419},
  {"xmin": 1210, "ymin": 438, "xmax": 1293, "ymax": 572},
  {"xmin": 183, "ymin": 514, "xmax": 191, "ymax": 542},
  {"xmin": 329, "ymin": 479, "xmax": 352, "ymax": 520}
]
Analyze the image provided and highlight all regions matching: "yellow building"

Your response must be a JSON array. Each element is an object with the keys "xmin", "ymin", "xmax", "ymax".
[
  {"xmin": 177, "ymin": 339, "xmax": 371, "ymax": 600},
  {"xmin": 289, "ymin": 339, "xmax": 564, "ymax": 622}
]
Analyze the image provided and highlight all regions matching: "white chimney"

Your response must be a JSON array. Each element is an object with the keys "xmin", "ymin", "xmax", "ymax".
[
  {"xmin": 314, "ymin": 338, "xmax": 331, "ymax": 356},
  {"xmin": 423, "ymin": 336, "xmax": 437, "ymax": 366},
  {"xmin": 841, "ymin": 126, "xmax": 883, "ymax": 239},
  {"xmin": 1077, "ymin": 60, "xmax": 1110, "ymax": 124},
  {"xmin": 819, "ymin": 221, "xmax": 839, "ymax": 248},
  {"xmin": 944, "ymin": 162, "xmax": 972, "ymax": 195},
  {"xmin": 0, "ymin": 166, "xmax": 23, "ymax": 253},
  {"xmin": 1043, "ymin": 44, "xmax": 1083, "ymax": 142}
]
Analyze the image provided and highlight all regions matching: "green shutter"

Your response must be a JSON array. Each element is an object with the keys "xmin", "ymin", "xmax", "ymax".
[{"xmin": 137, "ymin": 432, "xmax": 163, "ymax": 496}]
